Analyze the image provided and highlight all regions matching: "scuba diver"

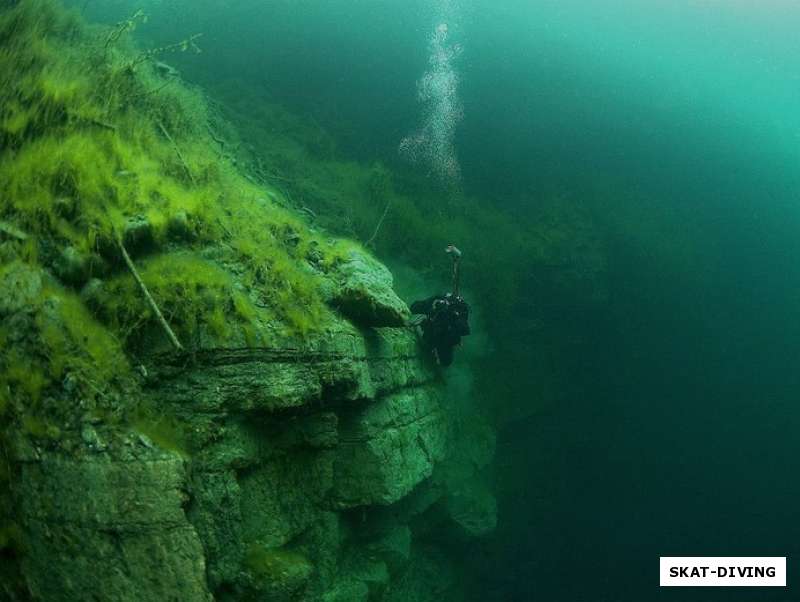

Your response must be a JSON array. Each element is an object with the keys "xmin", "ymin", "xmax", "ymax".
[{"xmin": 409, "ymin": 244, "xmax": 470, "ymax": 367}]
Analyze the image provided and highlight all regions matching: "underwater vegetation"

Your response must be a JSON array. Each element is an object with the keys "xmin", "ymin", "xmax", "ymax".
[
  {"xmin": 0, "ymin": 1, "xmax": 399, "ymax": 587},
  {"xmin": 0, "ymin": 0, "xmax": 380, "ymax": 349},
  {"xmin": 0, "ymin": 0, "xmax": 381, "ymax": 428}
]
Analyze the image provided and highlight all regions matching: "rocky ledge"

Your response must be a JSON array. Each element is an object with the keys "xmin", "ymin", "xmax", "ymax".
[{"xmin": 3, "ymin": 258, "xmax": 495, "ymax": 602}]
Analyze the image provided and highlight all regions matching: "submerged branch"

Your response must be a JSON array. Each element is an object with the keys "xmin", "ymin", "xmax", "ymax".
[
  {"xmin": 116, "ymin": 236, "xmax": 184, "ymax": 352},
  {"xmin": 127, "ymin": 33, "xmax": 203, "ymax": 71},
  {"xmin": 157, "ymin": 121, "xmax": 195, "ymax": 186},
  {"xmin": 206, "ymin": 125, "xmax": 226, "ymax": 148},
  {"xmin": 131, "ymin": 80, "xmax": 173, "ymax": 100},
  {"xmin": 365, "ymin": 198, "xmax": 392, "ymax": 248}
]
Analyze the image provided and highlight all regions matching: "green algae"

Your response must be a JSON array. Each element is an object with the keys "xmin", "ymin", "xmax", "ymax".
[
  {"xmin": 244, "ymin": 543, "xmax": 314, "ymax": 598},
  {"xmin": 0, "ymin": 1, "xmax": 374, "ymax": 573},
  {"xmin": 130, "ymin": 409, "xmax": 191, "ymax": 459},
  {"xmin": 0, "ymin": 0, "xmax": 346, "ymax": 354}
]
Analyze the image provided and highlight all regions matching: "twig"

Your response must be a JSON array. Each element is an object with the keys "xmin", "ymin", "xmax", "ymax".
[
  {"xmin": 263, "ymin": 171, "xmax": 295, "ymax": 182},
  {"xmin": 157, "ymin": 121, "xmax": 195, "ymax": 186},
  {"xmin": 264, "ymin": 179, "xmax": 296, "ymax": 207},
  {"xmin": 1, "ymin": 430, "xmax": 14, "ymax": 494},
  {"xmin": 126, "ymin": 34, "xmax": 203, "ymax": 71},
  {"xmin": 87, "ymin": 117, "xmax": 117, "ymax": 131},
  {"xmin": 105, "ymin": 9, "xmax": 146, "ymax": 49},
  {"xmin": 0, "ymin": 221, "xmax": 29, "ymax": 241},
  {"xmin": 365, "ymin": 198, "xmax": 392, "ymax": 248},
  {"xmin": 254, "ymin": 155, "xmax": 296, "ymax": 183},
  {"xmin": 67, "ymin": 111, "xmax": 117, "ymax": 131},
  {"xmin": 206, "ymin": 125, "xmax": 226, "ymax": 148},
  {"xmin": 116, "ymin": 236, "xmax": 184, "ymax": 352},
  {"xmin": 131, "ymin": 80, "xmax": 173, "ymax": 100}
]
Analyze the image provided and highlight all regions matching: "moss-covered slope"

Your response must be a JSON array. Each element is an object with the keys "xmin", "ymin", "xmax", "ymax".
[{"xmin": 0, "ymin": 0, "xmax": 409, "ymax": 440}]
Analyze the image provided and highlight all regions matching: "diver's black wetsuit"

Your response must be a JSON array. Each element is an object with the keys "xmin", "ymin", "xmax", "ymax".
[{"xmin": 410, "ymin": 293, "xmax": 470, "ymax": 367}]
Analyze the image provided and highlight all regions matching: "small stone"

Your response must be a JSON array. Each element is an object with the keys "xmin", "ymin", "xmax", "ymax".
[
  {"xmin": 53, "ymin": 197, "xmax": 77, "ymax": 220},
  {"xmin": 81, "ymin": 424, "xmax": 106, "ymax": 451},
  {"xmin": 53, "ymin": 245, "xmax": 89, "ymax": 286},
  {"xmin": 0, "ymin": 262, "xmax": 43, "ymax": 316},
  {"xmin": 123, "ymin": 215, "xmax": 155, "ymax": 255},
  {"xmin": 167, "ymin": 210, "xmax": 197, "ymax": 242},
  {"xmin": 80, "ymin": 278, "xmax": 105, "ymax": 313},
  {"xmin": 62, "ymin": 373, "xmax": 79, "ymax": 394},
  {"xmin": 284, "ymin": 229, "xmax": 301, "ymax": 246}
]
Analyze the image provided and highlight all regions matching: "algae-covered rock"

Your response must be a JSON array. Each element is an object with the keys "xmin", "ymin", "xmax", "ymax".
[
  {"xmin": 167, "ymin": 209, "xmax": 198, "ymax": 242},
  {"xmin": 329, "ymin": 250, "xmax": 410, "ymax": 327},
  {"xmin": 51, "ymin": 245, "xmax": 90, "ymax": 286},
  {"xmin": 122, "ymin": 214, "xmax": 156, "ymax": 256},
  {"xmin": 367, "ymin": 526, "xmax": 412, "ymax": 573},
  {"xmin": 0, "ymin": 262, "xmax": 42, "ymax": 316},
  {"xmin": 323, "ymin": 578, "xmax": 370, "ymax": 602},
  {"xmin": 187, "ymin": 469, "xmax": 244, "ymax": 589},
  {"xmin": 150, "ymin": 326, "xmax": 432, "ymax": 413},
  {"xmin": 345, "ymin": 557, "xmax": 390, "ymax": 597},
  {"xmin": 381, "ymin": 545, "xmax": 461, "ymax": 602},
  {"xmin": 333, "ymin": 386, "xmax": 447, "ymax": 507},
  {"xmin": 18, "ymin": 453, "xmax": 212, "ymax": 602},
  {"xmin": 244, "ymin": 545, "xmax": 314, "ymax": 601},
  {"xmin": 238, "ymin": 445, "xmax": 335, "ymax": 547}
]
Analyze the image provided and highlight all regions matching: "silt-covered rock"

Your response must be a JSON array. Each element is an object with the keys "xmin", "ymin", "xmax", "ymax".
[{"xmin": 328, "ymin": 250, "xmax": 410, "ymax": 327}]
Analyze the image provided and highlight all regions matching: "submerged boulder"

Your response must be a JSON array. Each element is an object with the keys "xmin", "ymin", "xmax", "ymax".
[{"xmin": 328, "ymin": 250, "xmax": 410, "ymax": 327}]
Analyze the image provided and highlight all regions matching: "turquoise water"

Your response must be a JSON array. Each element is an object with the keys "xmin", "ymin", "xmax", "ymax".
[{"xmin": 78, "ymin": 1, "xmax": 800, "ymax": 600}]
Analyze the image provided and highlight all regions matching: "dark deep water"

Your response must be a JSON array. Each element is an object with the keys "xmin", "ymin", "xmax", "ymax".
[{"xmin": 83, "ymin": 1, "xmax": 800, "ymax": 599}]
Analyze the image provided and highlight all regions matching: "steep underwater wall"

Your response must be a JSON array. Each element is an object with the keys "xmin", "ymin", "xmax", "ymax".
[{"xmin": 0, "ymin": 2, "xmax": 495, "ymax": 600}]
